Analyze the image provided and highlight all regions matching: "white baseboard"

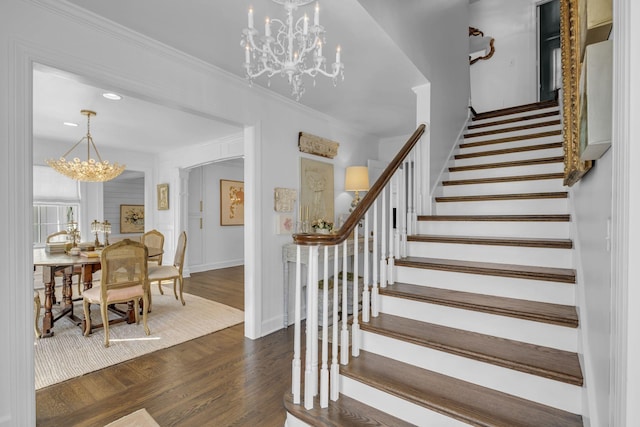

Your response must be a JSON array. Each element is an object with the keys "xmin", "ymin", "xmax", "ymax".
[{"xmin": 188, "ymin": 259, "xmax": 244, "ymax": 273}]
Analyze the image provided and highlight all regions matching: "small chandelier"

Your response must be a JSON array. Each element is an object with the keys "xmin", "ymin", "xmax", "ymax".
[
  {"xmin": 47, "ymin": 110, "xmax": 125, "ymax": 182},
  {"xmin": 241, "ymin": 0, "xmax": 344, "ymax": 101}
]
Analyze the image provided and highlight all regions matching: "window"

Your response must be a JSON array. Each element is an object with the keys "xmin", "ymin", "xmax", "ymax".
[
  {"xmin": 33, "ymin": 204, "xmax": 80, "ymax": 245},
  {"xmin": 33, "ymin": 165, "xmax": 81, "ymax": 246}
]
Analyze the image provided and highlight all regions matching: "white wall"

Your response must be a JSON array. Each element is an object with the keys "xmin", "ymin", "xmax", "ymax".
[
  {"xmin": 469, "ymin": 0, "xmax": 539, "ymax": 112},
  {"xmin": 188, "ymin": 161, "xmax": 245, "ymax": 272},
  {"xmin": 358, "ymin": 0, "xmax": 470, "ymax": 194},
  {"xmin": 103, "ymin": 176, "xmax": 144, "ymax": 238}
]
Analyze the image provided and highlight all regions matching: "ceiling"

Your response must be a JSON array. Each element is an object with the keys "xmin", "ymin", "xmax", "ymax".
[{"xmin": 34, "ymin": 0, "xmax": 428, "ymax": 156}]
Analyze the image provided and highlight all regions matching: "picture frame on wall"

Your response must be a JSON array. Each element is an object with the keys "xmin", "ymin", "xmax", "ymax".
[
  {"xmin": 120, "ymin": 204, "xmax": 144, "ymax": 233},
  {"xmin": 220, "ymin": 179, "xmax": 244, "ymax": 226},
  {"xmin": 157, "ymin": 183, "xmax": 169, "ymax": 210}
]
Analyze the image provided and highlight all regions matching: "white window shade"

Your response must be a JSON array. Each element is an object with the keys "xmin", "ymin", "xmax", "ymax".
[{"xmin": 33, "ymin": 165, "xmax": 80, "ymax": 202}]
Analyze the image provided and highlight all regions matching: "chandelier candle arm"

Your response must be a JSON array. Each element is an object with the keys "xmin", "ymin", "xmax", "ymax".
[{"xmin": 241, "ymin": 0, "xmax": 343, "ymax": 100}]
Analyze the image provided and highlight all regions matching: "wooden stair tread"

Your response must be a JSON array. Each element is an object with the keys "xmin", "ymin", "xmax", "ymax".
[
  {"xmin": 460, "ymin": 130, "xmax": 562, "ymax": 149},
  {"xmin": 381, "ymin": 282, "xmax": 578, "ymax": 327},
  {"xmin": 449, "ymin": 156, "xmax": 564, "ymax": 172},
  {"xmin": 455, "ymin": 142, "xmax": 562, "ymax": 160},
  {"xmin": 473, "ymin": 100, "xmax": 558, "ymax": 121},
  {"xmin": 407, "ymin": 234, "xmax": 572, "ymax": 249},
  {"xmin": 464, "ymin": 119, "xmax": 561, "ymax": 138},
  {"xmin": 443, "ymin": 172, "xmax": 564, "ymax": 186},
  {"xmin": 362, "ymin": 313, "xmax": 583, "ymax": 385},
  {"xmin": 395, "ymin": 256, "xmax": 576, "ymax": 283},
  {"xmin": 468, "ymin": 110, "xmax": 559, "ymax": 130},
  {"xmin": 417, "ymin": 214, "xmax": 571, "ymax": 222},
  {"xmin": 341, "ymin": 351, "xmax": 583, "ymax": 427},
  {"xmin": 284, "ymin": 393, "xmax": 414, "ymax": 427},
  {"xmin": 435, "ymin": 192, "xmax": 568, "ymax": 202}
]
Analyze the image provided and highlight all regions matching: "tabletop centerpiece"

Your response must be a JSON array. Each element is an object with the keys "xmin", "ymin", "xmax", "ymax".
[{"xmin": 311, "ymin": 218, "xmax": 334, "ymax": 234}]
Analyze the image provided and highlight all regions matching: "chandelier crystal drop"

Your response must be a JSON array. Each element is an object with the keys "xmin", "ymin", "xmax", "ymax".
[
  {"xmin": 241, "ymin": 0, "xmax": 344, "ymax": 101},
  {"xmin": 47, "ymin": 110, "xmax": 125, "ymax": 182}
]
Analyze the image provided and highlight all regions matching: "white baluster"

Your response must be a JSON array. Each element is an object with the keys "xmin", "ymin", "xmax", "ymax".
[
  {"xmin": 380, "ymin": 185, "xmax": 387, "ymax": 289},
  {"xmin": 340, "ymin": 240, "xmax": 349, "ymax": 365},
  {"xmin": 372, "ymin": 199, "xmax": 379, "ymax": 317},
  {"xmin": 352, "ymin": 231, "xmax": 360, "ymax": 357},
  {"xmin": 362, "ymin": 210, "xmax": 370, "ymax": 323},
  {"xmin": 330, "ymin": 245, "xmax": 339, "ymax": 401},
  {"xmin": 312, "ymin": 246, "xmax": 319, "ymax": 397},
  {"xmin": 400, "ymin": 163, "xmax": 407, "ymax": 258},
  {"xmin": 320, "ymin": 246, "xmax": 329, "ymax": 408},
  {"xmin": 304, "ymin": 246, "xmax": 316, "ymax": 409},
  {"xmin": 388, "ymin": 175, "xmax": 395, "ymax": 285},
  {"xmin": 292, "ymin": 245, "xmax": 301, "ymax": 404}
]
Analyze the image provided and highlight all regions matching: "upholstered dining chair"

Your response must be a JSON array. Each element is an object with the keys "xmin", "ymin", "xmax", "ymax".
[
  {"xmin": 82, "ymin": 239, "xmax": 150, "ymax": 347},
  {"xmin": 148, "ymin": 231, "xmax": 187, "ymax": 306},
  {"xmin": 46, "ymin": 230, "xmax": 83, "ymax": 296},
  {"xmin": 142, "ymin": 229, "xmax": 164, "ymax": 267}
]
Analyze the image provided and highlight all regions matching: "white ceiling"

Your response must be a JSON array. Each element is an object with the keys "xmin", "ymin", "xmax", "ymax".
[{"xmin": 34, "ymin": 0, "xmax": 429, "ymax": 156}]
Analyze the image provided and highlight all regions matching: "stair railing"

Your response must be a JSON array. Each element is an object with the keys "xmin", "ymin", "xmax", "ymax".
[{"xmin": 290, "ymin": 123, "xmax": 427, "ymax": 410}]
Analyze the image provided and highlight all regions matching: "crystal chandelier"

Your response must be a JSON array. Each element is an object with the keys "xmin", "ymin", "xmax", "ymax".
[
  {"xmin": 47, "ymin": 110, "xmax": 125, "ymax": 182},
  {"xmin": 241, "ymin": 0, "xmax": 344, "ymax": 100}
]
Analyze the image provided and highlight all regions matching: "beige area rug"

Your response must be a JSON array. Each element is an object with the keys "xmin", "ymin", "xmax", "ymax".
[
  {"xmin": 104, "ymin": 408, "xmax": 160, "ymax": 427},
  {"xmin": 34, "ymin": 284, "xmax": 244, "ymax": 390}
]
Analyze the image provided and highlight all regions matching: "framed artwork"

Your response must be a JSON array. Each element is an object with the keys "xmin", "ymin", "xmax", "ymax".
[
  {"xmin": 300, "ymin": 158, "xmax": 334, "ymax": 224},
  {"xmin": 120, "ymin": 205, "xmax": 144, "ymax": 233},
  {"xmin": 220, "ymin": 179, "xmax": 244, "ymax": 226},
  {"xmin": 276, "ymin": 213, "xmax": 295, "ymax": 235},
  {"xmin": 157, "ymin": 183, "xmax": 169, "ymax": 210}
]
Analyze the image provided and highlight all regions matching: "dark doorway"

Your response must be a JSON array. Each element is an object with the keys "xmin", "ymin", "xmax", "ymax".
[{"xmin": 538, "ymin": 0, "xmax": 561, "ymax": 101}]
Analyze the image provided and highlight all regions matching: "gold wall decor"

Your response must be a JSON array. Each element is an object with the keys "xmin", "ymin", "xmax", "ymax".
[
  {"xmin": 300, "ymin": 158, "xmax": 334, "ymax": 224},
  {"xmin": 220, "ymin": 179, "xmax": 244, "ymax": 226},
  {"xmin": 298, "ymin": 132, "xmax": 339, "ymax": 159},
  {"xmin": 274, "ymin": 187, "xmax": 297, "ymax": 212},
  {"xmin": 561, "ymin": 0, "xmax": 592, "ymax": 186},
  {"xmin": 157, "ymin": 183, "xmax": 169, "ymax": 210},
  {"xmin": 120, "ymin": 205, "xmax": 144, "ymax": 233}
]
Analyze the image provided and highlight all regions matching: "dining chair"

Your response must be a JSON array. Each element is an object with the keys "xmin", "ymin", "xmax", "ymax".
[
  {"xmin": 82, "ymin": 239, "xmax": 150, "ymax": 347},
  {"xmin": 46, "ymin": 230, "xmax": 83, "ymax": 296},
  {"xmin": 142, "ymin": 229, "xmax": 164, "ymax": 267},
  {"xmin": 148, "ymin": 231, "xmax": 187, "ymax": 305},
  {"xmin": 34, "ymin": 291, "xmax": 41, "ymax": 339}
]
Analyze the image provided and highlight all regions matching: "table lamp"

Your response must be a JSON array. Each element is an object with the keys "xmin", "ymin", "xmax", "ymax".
[
  {"xmin": 91, "ymin": 219, "xmax": 102, "ymax": 247},
  {"xmin": 102, "ymin": 220, "xmax": 111, "ymax": 246},
  {"xmin": 345, "ymin": 166, "xmax": 370, "ymax": 211}
]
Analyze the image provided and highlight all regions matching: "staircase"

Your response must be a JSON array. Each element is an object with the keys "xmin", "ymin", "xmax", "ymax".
[{"xmin": 286, "ymin": 100, "xmax": 584, "ymax": 426}]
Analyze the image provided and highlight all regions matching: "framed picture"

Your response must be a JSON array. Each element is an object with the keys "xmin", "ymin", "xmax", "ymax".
[
  {"xmin": 157, "ymin": 183, "xmax": 169, "ymax": 210},
  {"xmin": 120, "ymin": 205, "xmax": 144, "ymax": 233},
  {"xmin": 300, "ymin": 158, "xmax": 334, "ymax": 224},
  {"xmin": 220, "ymin": 179, "xmax": 244, "ymax": 226},
  {"xmin": 276, "ymin": 213, "xmax": 295, "ymax": 235}
]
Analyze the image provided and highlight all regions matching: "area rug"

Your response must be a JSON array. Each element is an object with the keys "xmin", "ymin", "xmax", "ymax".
[
  {"xmin": 104, "ymin": 408, "xmax": 160, "ymax": 427},
  {"xmin": 34, "ymin": 286, "xmax": 244, "ymax": 390}
]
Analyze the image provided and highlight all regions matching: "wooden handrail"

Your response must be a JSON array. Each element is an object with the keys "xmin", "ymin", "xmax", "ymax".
[{"xmin": 293, "ymin": 124, "xmax": 427, "ymax": 246}]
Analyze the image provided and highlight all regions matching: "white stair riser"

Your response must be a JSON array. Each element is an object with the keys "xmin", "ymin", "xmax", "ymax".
[
  {"xmin": 435, "ymin": 198, "xmax": 569, "ymax": 215},
  {"xmin": 463, "ymin": 127, "xmax": 563, "ymax": 145},
  {"xmin": 459, "ymin": 135, "xmax": 563, "ymax": 155},
  {"xmin": 452, "ymin": 147, "xmax": 563, "ymax": 168},
  {"xmin": 340, "ymin": 375, "xmax": 467, "ymax": 427},
  {"xmin": 459, "ymin": 132, "xmax": 562, "ymax": 153},
  {"xmin": 406, "ymin": 241, "xmax": 572, "ymax": 268},
  {"xmin": 440, "ymin": 179, "xmax": 565, "ymax": 197},
  {"xmin": 467, "ymin": 113, "xmax": 560, "ymax": 134},
  {"xmin": 378, "ymin": 295, "xmax": 578, "ymax": 352},
  {"xmin": 416, "ymin": 220, "xmax": 571, "ymax": 239},
  {"xmin": 394, "ymin": 266, "xmax": 575, "ymax": 305},
  {"xmin": 447, "ymin": 162, "xmax": 564, "ymax": 180},
  {"xmin": 359, "ymin": 331, "xmax": 583, "ymax": 415},
  {"xmin": 471, "ymin": 106, "xmax": 559, "ymax": 126},
  {"xmin": 285, "ymin": 413, "xmax": 312, "ymax": 427}
]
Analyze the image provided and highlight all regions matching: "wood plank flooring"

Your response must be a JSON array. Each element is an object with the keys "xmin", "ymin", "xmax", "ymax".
[{"xmin": 36, "ymin": 266, "xmax": 295, "ymax": 427}]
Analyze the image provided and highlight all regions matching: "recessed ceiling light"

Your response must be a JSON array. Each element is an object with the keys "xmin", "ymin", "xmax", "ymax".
[
  {"xmin": 102, "ymin": 92, "xmax": 122, "ymax": 101},
  {"xmin": 63, "ymin": 122, "xmax": 78, "ymax": 127}
]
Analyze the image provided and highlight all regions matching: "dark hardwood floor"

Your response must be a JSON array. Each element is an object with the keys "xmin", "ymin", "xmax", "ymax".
[{"xmin": 36, "ymin": 266, "xmax": 295, "ymax": 427}]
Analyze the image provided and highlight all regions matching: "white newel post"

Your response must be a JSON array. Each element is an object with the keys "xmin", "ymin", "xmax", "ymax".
[
  {"xmin": 362, "ymin": 211, "xmax": 370, "ymax": 323},
  {"xmin": 292, "ymin": 245, "xmax": 301, "ymax": 404},
  {"xmin": 372, "ymin": 199, "xmax": 380, "ymax": 317},
  {"xmin": 330, "ymin": 245, "xmax": 339, "ymax": 401},
  {"xmin": 340, "ymin": 240, "xmax": 349, "ymax": 365},
  {"xmin": 351, "ymin": 233, "xmax": 360, "ymax": 357},
  {"xmin": 320, "ymin": 246, "xmax": 329, "ymax": 408},
  {"xmin": 380, "ymin": 186, "xmax": 387, "ymax": 289},
  {"xmin": 413, "ymin": 83, "xmax": 431, "ymax": 215}
]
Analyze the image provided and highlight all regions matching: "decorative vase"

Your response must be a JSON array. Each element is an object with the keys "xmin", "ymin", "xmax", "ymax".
[{"xmin": 315, "ymin": 228, "xmax": 330, "ymax": 234}]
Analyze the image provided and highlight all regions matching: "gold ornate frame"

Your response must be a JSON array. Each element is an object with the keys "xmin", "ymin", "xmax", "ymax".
[{"xmin": 561, "ymin": 0, "xmax": 592, "ymax": 186}]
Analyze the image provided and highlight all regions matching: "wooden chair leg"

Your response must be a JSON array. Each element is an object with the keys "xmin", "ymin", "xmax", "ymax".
[
  {"xmin": 34, "ymin": 292, "xmax": 41, "ymax": 339},
  {"xmin": 157, "ymin": 280, "xmax": 164, "ymax": 295},
  {"xmin": 100, "ymin": 302, "xmax": 110, "ymax": 347},
  {"xmin": 83, "ymin": 300, "xmax": 92, "ymax": 337},
  {"xmin": 178, "ymin": 276, "xmax": 185, "ymax": 306}
]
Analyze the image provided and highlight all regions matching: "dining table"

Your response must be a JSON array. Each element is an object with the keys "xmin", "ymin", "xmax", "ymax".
[{"xmin": 33, "ymin": 246, "xmax": 163, "ymax": 338}]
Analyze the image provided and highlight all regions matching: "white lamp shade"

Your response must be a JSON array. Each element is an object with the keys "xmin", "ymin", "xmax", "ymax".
[{"xmin": 345, "ymin": 166, "xmax": 370, "ymax": 192}]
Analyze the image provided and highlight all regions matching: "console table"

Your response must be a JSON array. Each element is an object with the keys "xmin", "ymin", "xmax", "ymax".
[{"xmin": 282, "ymin": 236, "xmax": 369, "ymax": 328}]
